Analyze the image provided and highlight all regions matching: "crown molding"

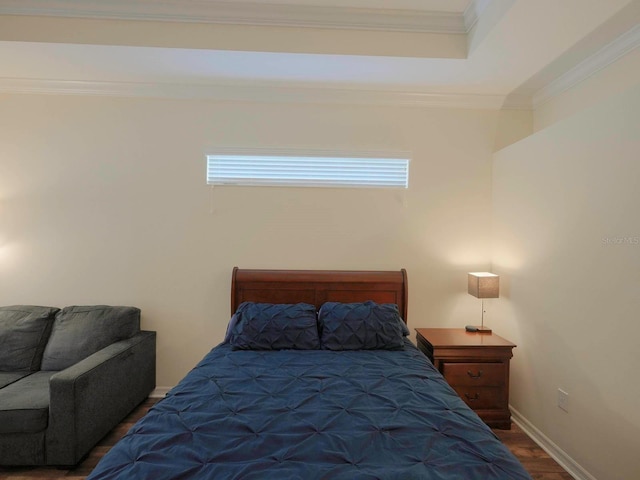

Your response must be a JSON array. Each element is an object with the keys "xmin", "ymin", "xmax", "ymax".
[
  {"xmin": 463, "ymin": 0, "xmax": 491, "ymax": 32},
  {"xmin": 0, "ymin": 0, "xmax": 474, "ymax": 33},
  {"xmin": 500, "ymin": 93, "xmax": 533, "ymax": 111},
  {"xmin": 0, "ymin": 78, "xmax": 506, "ymax": 110},
  {"xmin": 533, "ymin": 24, "xmax": 640, "ymax": 108}
]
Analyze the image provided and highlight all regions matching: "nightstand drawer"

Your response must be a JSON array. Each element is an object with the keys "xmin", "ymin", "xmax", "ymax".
[
  {"xmin": 451, "ymin": 386, "xmax": 503, "ymax": 409},
  {"xmin": 414, "ymin": 328, "xmax": 516, "ymax": 429},
  {"xmin": 441, "ymin": 362, "xmax": 506, "ymax": 387}
]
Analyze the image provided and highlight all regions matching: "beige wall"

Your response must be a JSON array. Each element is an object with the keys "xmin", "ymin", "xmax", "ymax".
[
  {"xmin": 494, "ymin": 109, "xmax": 533, "ymax": 150},
  {"xmin": 1, "ymin": 55, "xmax": 637, "ymax": 479},
  {"xmin": 492, "ymin": 83, "xmax": 640, "ymax": 479},
  {"xmin": 0, "ymin": 94, "xmax": 505, "ymax": 386}
]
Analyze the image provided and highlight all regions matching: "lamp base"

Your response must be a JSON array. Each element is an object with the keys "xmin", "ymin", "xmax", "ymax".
[{"xmin": 465, "ymin": 325, "xmax": 492, "ymax": 334}]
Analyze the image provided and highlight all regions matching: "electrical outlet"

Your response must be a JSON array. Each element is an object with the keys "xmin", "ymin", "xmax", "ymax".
[{"xmin": 557, "ymin": 389, "xmax": 569, "ymax": 412}]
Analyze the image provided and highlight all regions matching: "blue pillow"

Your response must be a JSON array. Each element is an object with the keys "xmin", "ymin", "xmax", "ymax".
[
  {"xmin": 318, "ymin": 301, "xmax": 407, "ymax": 351},
  {"xmin": 227, "ymin": 302, "xmax": 320, "ymax": 350}
]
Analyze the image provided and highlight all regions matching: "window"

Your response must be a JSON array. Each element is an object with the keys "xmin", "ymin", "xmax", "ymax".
[{"xmin": 206, "ymin": 151, "xmax": 409, "ymax": 188}]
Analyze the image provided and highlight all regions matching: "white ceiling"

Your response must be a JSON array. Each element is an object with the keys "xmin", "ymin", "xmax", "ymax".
[{"xmin": 0, "ymin": 0, "xmax": 638, "ymax": 108}]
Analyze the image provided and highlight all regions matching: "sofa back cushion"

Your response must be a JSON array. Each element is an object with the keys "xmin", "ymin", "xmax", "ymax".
[
  {"xmin": 0, "ymin": 306, "xmax": 59, "ymax": 372},
  {"xmin": 41, "ymin": 306, "xmax": 140, "ymax": 371}
]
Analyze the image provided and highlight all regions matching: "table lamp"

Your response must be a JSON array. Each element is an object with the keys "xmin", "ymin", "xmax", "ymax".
[{"xmin": 466, "ymin": 272, "xmax": 499, "ymax": 333}]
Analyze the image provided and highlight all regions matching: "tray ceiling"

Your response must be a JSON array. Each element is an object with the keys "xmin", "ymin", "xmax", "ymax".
[{"xmin": 0, "ymin": 0, "xmax": 638, "ymax": 108}]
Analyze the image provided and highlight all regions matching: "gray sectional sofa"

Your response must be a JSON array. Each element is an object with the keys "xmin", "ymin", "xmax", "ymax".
[{"xmin": 0, "ymin": 305, "xmax": 156, "ymax": 466}]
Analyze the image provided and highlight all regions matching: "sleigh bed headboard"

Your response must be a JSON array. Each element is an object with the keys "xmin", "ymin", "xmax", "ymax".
[{"xmin": 231, "ymin": 267, "xmax": 408, "ymax": 323}]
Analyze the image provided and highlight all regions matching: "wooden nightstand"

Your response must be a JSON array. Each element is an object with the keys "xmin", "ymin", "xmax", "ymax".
[{"xmin": 415, "ymin": 328, "xmax": 516, "ymax": 429}]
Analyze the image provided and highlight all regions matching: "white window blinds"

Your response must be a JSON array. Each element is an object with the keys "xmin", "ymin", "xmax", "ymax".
[{"xmin": 206, "ymin": 154, "xmax": 409, "ymax": 188}]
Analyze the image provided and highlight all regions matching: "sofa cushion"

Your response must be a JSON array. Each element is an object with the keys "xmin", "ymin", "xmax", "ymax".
[
  {"xmin": 0, "ymin": 372, "xmax": 56, "ymax": 434},
  {"xmin": 0, "ymin": 372, "xmax": 31, "ymax": 389},
  {"xmin": 0, "ymin": 306, "xmax": 59, "ymax": 372},
  {"xmin": 41, "ymin": 306, "xmax": 140, "ymax": 371}
]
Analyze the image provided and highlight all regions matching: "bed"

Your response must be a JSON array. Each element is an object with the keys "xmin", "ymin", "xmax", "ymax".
[{"xmin": 87, "ymin": 268, "xmax": 531, "ymax": 479}]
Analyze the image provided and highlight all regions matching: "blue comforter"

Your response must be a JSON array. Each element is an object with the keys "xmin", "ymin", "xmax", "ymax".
[{"xmin": 88, "ymin": 340, "xmax": 531, "ymax": 479}]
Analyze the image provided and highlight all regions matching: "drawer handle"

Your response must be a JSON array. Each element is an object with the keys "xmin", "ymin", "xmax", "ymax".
[
  {"xmin": 467, "ymin": 370, "xmax": 483, "ymax": 379},
  {"xmin": 464, "ymin": 393, "xmax": 480, "ymax": 402}
]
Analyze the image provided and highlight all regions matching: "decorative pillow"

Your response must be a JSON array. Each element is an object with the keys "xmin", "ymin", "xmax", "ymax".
[
  {"xmin": 0, "ymin": 306, "xmax": 59, "ymax": 372},
  {"xmin": 318, "ymin": 301, "xmax": 407, "ymax": 351},
  {"xmin": 228, "ymin": 302, "xmax": 320, "ymax": 350},
  {"xmin": 41, "ymin": 305, "xmax": 140, "ymax": 371}
]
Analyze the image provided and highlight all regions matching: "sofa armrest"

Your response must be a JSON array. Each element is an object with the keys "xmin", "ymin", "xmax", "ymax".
[{"xmin": 46, "ymin": 330, "xmax": 156, "ymax": 465}]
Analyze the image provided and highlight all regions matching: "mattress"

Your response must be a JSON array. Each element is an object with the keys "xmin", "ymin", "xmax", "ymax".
[{"xmin": 87, "ymin": 339, "xmax": 531, "ymax": 479}]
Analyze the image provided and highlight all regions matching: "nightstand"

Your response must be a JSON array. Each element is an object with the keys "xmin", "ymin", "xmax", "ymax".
[{"xmin": 415, "ymin": 328, "xmax": 516, "ymax": 429}]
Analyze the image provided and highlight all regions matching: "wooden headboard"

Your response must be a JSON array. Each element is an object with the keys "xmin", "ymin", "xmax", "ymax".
[{"xmin": 231, "ymin": 267, "xmax": 408, "ymax": 323}]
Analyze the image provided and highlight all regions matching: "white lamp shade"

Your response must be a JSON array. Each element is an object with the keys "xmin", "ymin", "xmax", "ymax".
[{"xmin": 468, "ymin": 272, "xmax": 499, "ymax": 299}]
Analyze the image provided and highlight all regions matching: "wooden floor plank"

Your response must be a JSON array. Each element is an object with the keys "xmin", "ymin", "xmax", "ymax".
[{"xmin": 0, "ymin": 399, "xmax": 574, "ymax": 479}]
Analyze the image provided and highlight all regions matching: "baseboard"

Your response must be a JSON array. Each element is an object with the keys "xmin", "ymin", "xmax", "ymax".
[
  {"xmin": 510, "ymin": 406, "xmax": 596, "ymax": 480},
  {"xmin": 150, "ymin": 386, "xmax": 172, "ymax": 398}
]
